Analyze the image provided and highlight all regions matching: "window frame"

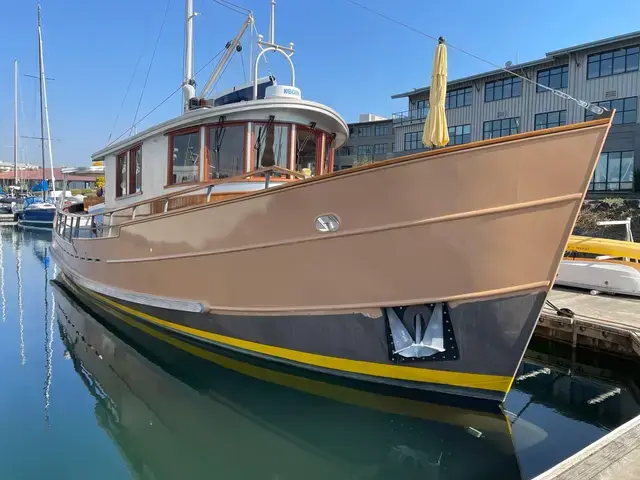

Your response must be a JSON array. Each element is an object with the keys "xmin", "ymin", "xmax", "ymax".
[
  {"xmin": 536, "ymin": 65, "xmax": 569, "ymax": 92},
  {"xmin": 587, "ymin": 46, "xmax": 640, "ymax": 79},
  {"xmin": 374, "ymin": 143, "xmax": 388, "ymax": 155},
  {"xmin": 167, "ymin": 126, "xmax": 202, "ymax": 186},
  {"xmin": 445, "ymin": 86, "xmax": 473, "ymax": 109},
  {"xmin": 482, "ymin": 117, "xmax": 520, "ymax": 140},
  {"xmin": 484, "ymin": 77, "xmax": 522, "ymax": 102},
  {"xmin": 374, "ymin": 123, "xmax": 389, "ymax": 136},
  {"xmin": 447, "ymin": 124, "xmax": 471, "ymax": 145},
  {"xmin": 115, "ymin": 143, "xmax": 143, "ymax": 198},
  {"xmin": 358, "ymin": 126, "xmax": 371, "ymax": 137},
  {"xmin": 404, "ymin": 132, "xmax": 421, "ymax": 151},
  {"xmin": 589, "ymin": 151, "xmax": 635, "ymax": 192},
  {"xmin": 534, "ymin": 110, "xmax": 568, "ymax": 130},
  {"xmin": 585, "ymin": 96, "xmax": 637, "ymax": 125}
]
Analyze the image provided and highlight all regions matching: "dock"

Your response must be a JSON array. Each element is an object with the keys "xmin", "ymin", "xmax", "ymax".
[
  {"xmin": 536, "ymin": 288, "xmax": 640, "ymax": 359},
  {"xmin": 0, "ymin": 213, "xmax": 16, "ymax": 226},
  {"xmin": 533, "ymin": 413, "xmax": 640, "ymax": 480}
]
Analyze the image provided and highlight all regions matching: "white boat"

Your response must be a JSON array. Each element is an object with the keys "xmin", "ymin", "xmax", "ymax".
[{"xmin": 556, "ymin": 218, "xmax": 640, "ymax": 297}]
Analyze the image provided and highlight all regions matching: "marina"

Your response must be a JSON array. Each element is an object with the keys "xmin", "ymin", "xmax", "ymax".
[{"xmin": 0, "ymin": 0, "xmax": 640, "ymax": 478}]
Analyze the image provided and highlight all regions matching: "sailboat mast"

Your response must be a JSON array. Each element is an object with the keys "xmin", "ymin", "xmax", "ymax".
[
  {"xmin": 182, "ymin": 0, "xmax": 195, "ymax": 112},
  {"xmin": 13, "ymin": 60, "xmax": 18, "ymax": 188},
  {"xmin": 37, "ymin": 5, "xmax": 46, "ymax": 200}
]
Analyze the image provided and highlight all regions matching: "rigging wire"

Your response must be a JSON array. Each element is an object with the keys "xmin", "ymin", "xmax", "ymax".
[
  {"xmin": 210, "ymin": 0, "xmax": 252, "ymax": 16},
  {"xmin": 240, "ymin": 46, "xmax": 247, "ymax": 83},
  {"xmin": 343, "ymin": 0, "xmax": 604, "ymax": 113},
  {"xmin": 131, "ymin": 0, "xmax": 172, "ymax": 136},
  {"xmin": 108, "ymin": 47, "xmax": 227, "ymax": 146},
  {"xmin": 210, "ymin": 50, "xmax": 237, "ymax": 94},
  {"xmin": 251, "ymin": 22, "xmax": 273, "ymax": 78},
  {"xmin": 108, "ymin": 54, "xmax": 143, "ymax": 143}
]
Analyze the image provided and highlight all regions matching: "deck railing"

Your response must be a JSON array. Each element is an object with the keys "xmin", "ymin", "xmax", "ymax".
[{"xmin": 54, "ymin": 166, "xmax": 307, "ymax": 241}]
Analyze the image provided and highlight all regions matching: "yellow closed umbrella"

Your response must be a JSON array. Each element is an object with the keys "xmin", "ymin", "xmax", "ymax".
[{"xmin": 422, "ymin": 37, "xmax": 449, "ymax": 148}]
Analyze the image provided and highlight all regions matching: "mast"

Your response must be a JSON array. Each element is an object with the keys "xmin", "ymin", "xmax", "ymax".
[
  {"xmin": 37, "ymin": 4, "xmax": 56, "ymax": 200},
  {"xmin": 182, "ymin": 0, "xmax": 196, "ymax": 112},
  {"xmin": 13, "ymin": 60, "xmax": 18, "ymax": 188}
]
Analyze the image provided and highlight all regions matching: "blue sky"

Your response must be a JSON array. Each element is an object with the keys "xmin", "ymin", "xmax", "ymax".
[{"xmin": 1, "ymin": 0, "xmax": 640, "ymax": 166}]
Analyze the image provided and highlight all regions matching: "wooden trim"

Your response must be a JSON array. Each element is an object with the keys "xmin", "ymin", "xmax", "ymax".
[
  {"xmin": 204, "ymin": 125, "xmax": 211, "ymax": 180},
  {"xmin": 317, "ymin": 132, "xmax": 325, "ymax": 175},
  {"xmin": 115, "ymin": 151, "xmax": 128, "ymax": 198},
  {"xmin": 288, "ymin": 124, "xmax": 296, "ymax": 173}
]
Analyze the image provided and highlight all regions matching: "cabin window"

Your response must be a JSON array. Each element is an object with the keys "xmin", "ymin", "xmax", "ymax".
[
  {"xmin": 170, "ymin": 130, "xmax": 200, "ymax": 184},
  {"xmin": 323, "ymin": 134, "xmax": 334, "ymax": 173},
  {"xmin": 295, "ymin": 128, "xmax": 318, "ymax": 174},
  {"xmin": 254, "ymin": 123, "xmax": 289, "ymax": 170},
  {"xmin": 116, "ymin": 152, "xmax": 129, "ymax": 197},
  {"xmin": 116, "ymin": 146, "xmax": 143, "ymax": 197},
  {"xmin": 131, "ymin": 146, "xmax": 142, "ymax": 193},
  {"xmin": 208, "ymin": 124, "xmax": 245, "ymax": 179}
]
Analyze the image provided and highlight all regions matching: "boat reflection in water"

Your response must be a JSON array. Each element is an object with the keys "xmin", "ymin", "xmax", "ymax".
[{"xmin": 53, "ymin": 277, "xmax": 550, "ymax": 480}]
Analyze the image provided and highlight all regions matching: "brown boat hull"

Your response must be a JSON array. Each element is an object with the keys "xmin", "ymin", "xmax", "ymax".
[{"xmin": 52, "ymin": 116, "xmax": 613, "ymax": 402}]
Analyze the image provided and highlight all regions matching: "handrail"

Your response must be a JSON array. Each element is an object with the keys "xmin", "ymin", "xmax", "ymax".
[{"xmin": 57, "ymin": 165, "xmax": 306, "ymax": 219}]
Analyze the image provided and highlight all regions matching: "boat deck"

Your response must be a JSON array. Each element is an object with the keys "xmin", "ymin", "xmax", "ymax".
[
  {"xmin": 536, "ymin": 288, "xmax": 640, "ymax": 358},
  {"xmin": 533, "ymin": 413, "xmax": 640, "ymax": 480}
]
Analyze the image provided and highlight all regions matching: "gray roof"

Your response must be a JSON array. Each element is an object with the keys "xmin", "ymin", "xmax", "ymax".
[{"xmin": 391, "ymin": 31, "xmax": 640, "ymax": 100}]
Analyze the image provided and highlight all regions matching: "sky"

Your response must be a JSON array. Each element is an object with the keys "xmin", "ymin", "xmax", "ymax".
[{"xmin": 1, "ymin": 0, "xmax": 640, "ymax": 166}]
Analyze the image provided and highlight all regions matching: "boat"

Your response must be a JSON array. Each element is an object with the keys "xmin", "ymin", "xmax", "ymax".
[
  {"xmin": 51, "ymin": 0, "xmax": 614, "ymax": 403},
  {"xmin": 17, "ymin": 5, "xmax": 57, "ymax": 230},
  {"xmin": 557, "ymin": 220, "xmax": 640, "ymax": 297},
  {"xmin": 53, "ymin": 276, "xmax": 535, "ymax": 479}
]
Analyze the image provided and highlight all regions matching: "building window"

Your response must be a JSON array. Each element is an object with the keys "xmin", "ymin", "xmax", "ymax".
[
  {"xmin": 208, "ymin": 124, "xmax": 246, "ymax": 179},
  {"xmin": 357, "ymin": 144, "xmax": 372, "ymax": 156},
  {"xmin": 534, "ymin": 110, "xmax": 567, "ymax": 130},
  {"xmin": 447, "ymin": 124, "xmax": 471, "ymax": 145},
  {"xmin": 170, "ymin": 130, "xmax": 200, "ymax": 184},
  {"xmin": 589, "ymin": 151, "xmax": 634, "ymax": 191},
  {"xmin": 585, "ymin": 97, "xmax": 637, "ymax": 125},
  {"xmin": 116, "ymin": 145, "xmax": 142, "ymax": 197},
  {"xmin": 374, "ymin": 143, "xmax": 388, "ymax": 154},
  {"xmin": 338, "ymin": 146, "xmax": 354, "ymax": 156},
  {"xmin": 445, "ymin": 87, "xmax": 473, "ymax": 109},
  {"xmin": 537, "ymin": 65, "xmax": 569, "ymax": 92},
  {"xmin": 587, "ymin": 47, "xmax": 639, "ymax": 79},
  {"xmin": 349, "ymin": 126, "xmax": 355, "ymax": 138},
  {"xmin": 415, "ymin": 100, "xmax": 428, "ymax": 118},
  {"xmin": 374, "ymin": 124, "xmax": 389, "ymax": 136},
  {"xmin": 392, "ymin": 142, "xmax": 395, "ymax": 152},
  {"xmin": 404, "ymin": 132, "xmax": 421, "ymax": 151},
  {"xmin": 358, "ymin": 126, "xmax": 371, "ymax": 137},
  {"xmin": 483, "ymin": 117, "xmax": 520, "ymax": 139},
  {"xmin": 485, "ymin": 77, "xmax": 521, "ymax": 102}
]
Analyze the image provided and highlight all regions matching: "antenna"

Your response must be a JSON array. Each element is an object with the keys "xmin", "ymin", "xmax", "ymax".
[{"xmin": 252, "ymin": 0, "xmax": 295, "ymax": 100}]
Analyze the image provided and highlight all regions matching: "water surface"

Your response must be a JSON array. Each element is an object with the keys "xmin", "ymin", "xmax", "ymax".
[{"xmin": 0, "ymin": 227, "xmax": 638, "ymax": 479}]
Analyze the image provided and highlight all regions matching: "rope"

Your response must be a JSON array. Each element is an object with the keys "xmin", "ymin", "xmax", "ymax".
[
  {"xmin": 107, "ymin": 54, "xmax": 143, "ymax": 143},
  {"xmin": 343, "ymin": 0, "xmax": 605, "ymax": 115},
  {"xmin": 107, "ymin": 47, "xmax": 227, "ymax": 146},
  {"xmin": 131, "ymin": 0, "xmax": 172, "ymax": 135},
  {"xmin": 210, "ymin": 0, "xmax": 252, "ymax": 16}
]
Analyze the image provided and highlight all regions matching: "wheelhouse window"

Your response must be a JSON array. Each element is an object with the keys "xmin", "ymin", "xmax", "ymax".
[
  {"xmin": 207, "ymin": 124, "xmax": 245, "ymax": 179},
  {"xmin": 587, "ymin": 47, "xmax": 639, "ymax": 79},
  {"xmin": 585, "ymin": 97, "xmax": 637, "ymax": 125},
  {"xmin": 483, "ymin": 118, "xmax": 520, "ymax": 139},
  {"xmin": 485, "ymin": 77, "xmax": 521, "ymax": 102},
  {"xmin": 295, "ymin": 128, "xmax": 318, "ymax": 174},
  {"xmin": 170, "ymin": 130, "xmax": 200, "ymax": 184},
  {"xmin": 536, "ymin": 65, "xmax": 569, "ymax": 92},
  {"xmin": 115, "ymin": 145, "xmax": 142, "ymax": 198},
  {"xmin": 534, "ymin": 110, "xmax": 567, "ymax": 130},
  {"xmin": 589, "ymin": 151, "xmax": 634, "ymax": 191},
  {"xmin": 254, "ymin": 123, "xmax": 289, "ymax": 170},
  {"xmin": 323, "ymin": 134, "xmax": 334, "ymax": 173}
]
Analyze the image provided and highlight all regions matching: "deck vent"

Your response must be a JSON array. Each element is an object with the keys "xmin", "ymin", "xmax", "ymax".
[{"xmin": 605, "ymin": 90, "xmax": 617, "ymax": 99}]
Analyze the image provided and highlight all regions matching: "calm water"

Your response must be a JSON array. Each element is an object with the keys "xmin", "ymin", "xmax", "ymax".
[{"xmin": 1, "ymin": 227, "xmax": 639, "ymax": 480}]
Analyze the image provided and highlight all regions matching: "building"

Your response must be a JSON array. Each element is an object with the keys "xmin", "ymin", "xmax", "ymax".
[
  {"xmin": 334, "ymin": 114, "xmax": 394, "ymax": 169},
  {"xmin": 391, "ymin": 31, "xmax": 640, "ymax": 197},
  {"xmin": 0, "ymin": 167, "xmax": 97, "ymax": 192}
]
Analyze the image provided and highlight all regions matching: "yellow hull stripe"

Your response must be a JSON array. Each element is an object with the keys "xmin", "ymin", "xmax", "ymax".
[
  {"xmin": 87, "ymin": 289, "xmax": 512, "ymax": 393},
  {"xmin": 87, "ymin": 294, "xmax": 513, "ymax": 438}
]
